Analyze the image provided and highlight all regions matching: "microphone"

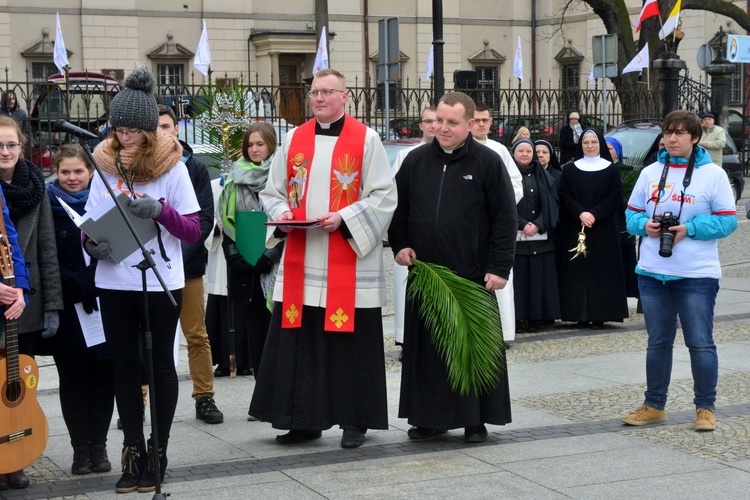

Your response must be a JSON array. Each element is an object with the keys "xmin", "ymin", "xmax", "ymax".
[{"xmin": 54, "ymin": 120, "xmax": 99, "ymax": 141}]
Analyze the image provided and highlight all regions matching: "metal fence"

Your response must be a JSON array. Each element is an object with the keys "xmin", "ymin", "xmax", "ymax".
[{"xmin": 3, "ymin": 69, "xmax": 731, "ymax": 176}]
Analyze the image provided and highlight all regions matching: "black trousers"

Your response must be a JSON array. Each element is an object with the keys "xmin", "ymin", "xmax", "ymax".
[
  {"xmin": 53, "ymin": 351, "xmax": 114, "ymax": 449},
  {"xmin": 99, "ymin": 288, "xmax": 182, "ymax": 447}
]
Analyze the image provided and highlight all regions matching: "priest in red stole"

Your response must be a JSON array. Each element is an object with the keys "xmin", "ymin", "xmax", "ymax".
[{"xmin": 249, "ymin": 69, "xmax": 397, "ymax": 449}]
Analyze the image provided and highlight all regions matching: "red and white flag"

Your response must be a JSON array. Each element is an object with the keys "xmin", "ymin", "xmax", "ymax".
[{"xmin": 636, "ymin": 0, "xmax": 661, "ymax": 32}]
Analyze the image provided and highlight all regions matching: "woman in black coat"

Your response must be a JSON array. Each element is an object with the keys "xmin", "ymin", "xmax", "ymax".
[
  {"xmin": 39, "ymin": 144, "xmax": 114, "ymax": 475},
  {"xmin": 558, "ymin": 111, "xmax": 582, "ymax": 164}
]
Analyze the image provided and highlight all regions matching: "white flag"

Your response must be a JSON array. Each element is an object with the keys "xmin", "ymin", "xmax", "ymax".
[
  {"xmin": 512, "ymin": 36, "xmax": 523, "ymax": 80},
  {"xmin": 588, "ymin": 66, "xmax": 596, "ymax": 84},
  {"xmin": 622, "ymin": 43, "xmax": 650, "ymax": 75},
  {"xmin": 194, "ymin": 20, "xmax": 212, "ymax": 76},
  {"xmin": 424, "ymin": 38, "xmax": 434, "ymax": 80},
  {"xmin": 313, "ymin": 26, "xmax": 329, "ymax": 75},
  {"xmin": 53, "ymin": 12, "xmax": 69, "ymax": 73}
]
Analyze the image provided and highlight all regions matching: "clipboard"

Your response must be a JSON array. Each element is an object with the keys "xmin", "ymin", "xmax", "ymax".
[{"xmin": 59, "ymin": 192, "xmax": 158, "ymax": 264}]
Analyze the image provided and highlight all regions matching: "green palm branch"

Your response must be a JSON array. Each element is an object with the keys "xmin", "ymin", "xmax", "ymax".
[
  {"xmin": 406, "ymin": 259, "xmax": 505, "ymax": 396},
  {"xmin": 193, "ymin": 80, "xmax": 255, "ymax": 168}
]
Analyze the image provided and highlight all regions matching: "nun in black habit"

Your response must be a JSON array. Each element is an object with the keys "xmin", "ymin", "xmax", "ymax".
[
  {"xmin": 511, "ymin": 139, "xmax": 561, "ymax": 332},
  {"xmin": 556, "ymin": 128, "xmax": 629, "ymax": 326}
]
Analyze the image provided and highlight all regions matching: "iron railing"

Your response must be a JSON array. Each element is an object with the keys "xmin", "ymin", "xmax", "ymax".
[{"xmin": 6, "ymin": 68, "xmax": 741, "ymax": 176}]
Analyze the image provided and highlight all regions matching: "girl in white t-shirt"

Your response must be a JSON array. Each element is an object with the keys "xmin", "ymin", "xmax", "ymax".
[{"xmin": 84, "ymin": 64, "xmax": 200, "ymax": 494}]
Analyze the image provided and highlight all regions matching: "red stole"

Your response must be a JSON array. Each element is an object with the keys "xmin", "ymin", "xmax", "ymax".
[{"xmin": 282, "ymin": 115, "xmax": 366, "ymax": 332}]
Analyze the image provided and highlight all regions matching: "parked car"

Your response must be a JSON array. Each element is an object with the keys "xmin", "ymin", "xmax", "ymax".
[
  {"xmin": 29, "ymin": 71, "xmax": 120, "ymax": 172},
  {"xmin": 604, "ymin": 119, "xmax": 744, "ymax": 201},
  {"xmin": 389, "ymin": 117, "xmax": 422, "ymax": 139},
  {"xmin": 383, "ymin": 139, "xmax": 422, "ymax": 167},
  {"xmin": 495, "ymin": 117, "xmax": 554, "ymax": 146},
  {"xmin": 726, "ymin": 109, "xmax": 748, "ymax": 151}
]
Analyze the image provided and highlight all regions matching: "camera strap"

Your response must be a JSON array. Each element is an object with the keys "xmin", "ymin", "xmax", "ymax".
[{"xmin": 651, "ymin": 147, "xmax": 696, "ymax": 220}]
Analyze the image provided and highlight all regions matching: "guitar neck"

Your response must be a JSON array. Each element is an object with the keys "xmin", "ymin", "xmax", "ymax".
[{"xmin": 3, "ymin": 274, "xmax": 20, "ymax": 385}]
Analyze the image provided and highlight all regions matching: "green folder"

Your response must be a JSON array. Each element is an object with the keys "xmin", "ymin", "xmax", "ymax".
[{"xmin": 235, "ymin": 210, "xmax": 268, "ymax": 264}]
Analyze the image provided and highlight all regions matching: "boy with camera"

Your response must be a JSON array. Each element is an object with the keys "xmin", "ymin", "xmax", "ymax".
[{"xmin": 622, "ymin": 110, "xmax": 737, "ymax": 431}]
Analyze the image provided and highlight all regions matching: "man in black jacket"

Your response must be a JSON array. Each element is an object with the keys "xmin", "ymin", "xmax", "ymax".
[
  {"xmin": 157, "ymin": 105, "xmax": 223, "ymax": 424},
  {"xmin": 388, "ymin": 92, "xmax": 517, "ymax": 443}
]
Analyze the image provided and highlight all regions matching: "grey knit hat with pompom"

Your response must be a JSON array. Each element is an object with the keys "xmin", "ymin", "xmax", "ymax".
[{"xmin": 108, "ymin": 63, "xmax": 159, "ymax": 131}]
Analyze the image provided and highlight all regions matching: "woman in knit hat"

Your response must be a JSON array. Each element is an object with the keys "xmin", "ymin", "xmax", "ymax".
[{"xmin": 84, "ymin": 63, "xmax": 201, "ymax": 494}]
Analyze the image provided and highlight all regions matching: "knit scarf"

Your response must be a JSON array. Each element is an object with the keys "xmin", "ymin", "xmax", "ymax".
[
  {"xmin": 219, "ymin": 157, "xmax": 272, "ymax": 241},
  {"xmin": 47, "ymin": 180, "xmax": 89, "ymax": 216},
  {"xmin": 93, "ymin": 133, "xmax": 183, "ymax": 183},
  {"xmin": 2, "ymin": 158, "xmax": 45, "ymax": 219}
]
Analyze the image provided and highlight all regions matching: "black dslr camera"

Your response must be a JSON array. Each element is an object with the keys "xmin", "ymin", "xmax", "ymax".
[{"xmin": 653, "ymin": 211, "xmax": 680, "ymax": 257}]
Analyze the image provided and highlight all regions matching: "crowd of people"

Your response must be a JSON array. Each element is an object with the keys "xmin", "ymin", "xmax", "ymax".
[{"xmin": 0, "ymin": 66, "xmax": 737, "ymax": 494}]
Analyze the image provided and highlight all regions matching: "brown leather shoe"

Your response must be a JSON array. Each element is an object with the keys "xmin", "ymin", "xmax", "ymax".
[{"xmin": 7, "ymin": 469, "xmax": 30, "ymax": 489}]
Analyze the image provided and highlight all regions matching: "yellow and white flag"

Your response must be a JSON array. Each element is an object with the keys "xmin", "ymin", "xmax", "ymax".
[{"xmin": 658, "ymin": 0, "xmax": 681, "ymax": 40}]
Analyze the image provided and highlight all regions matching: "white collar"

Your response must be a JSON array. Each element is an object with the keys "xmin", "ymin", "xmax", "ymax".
[
  {"xmin": 317, "ymin": 113, "xmax": 345, "ymax": 129},
  {"xmin": 574, "ymin": 155, "xmax": 611, "ymax": 172}
]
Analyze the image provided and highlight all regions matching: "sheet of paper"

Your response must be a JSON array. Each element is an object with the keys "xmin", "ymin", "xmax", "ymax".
[{"xmin": 75, "ymin": 299, "xmax": 105, "ymax": 347}]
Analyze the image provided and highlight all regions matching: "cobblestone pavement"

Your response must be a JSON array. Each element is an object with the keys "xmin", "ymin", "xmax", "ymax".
[{"xmin": 7, "ymin": 219, "xmax": 750, "ymax": 498}]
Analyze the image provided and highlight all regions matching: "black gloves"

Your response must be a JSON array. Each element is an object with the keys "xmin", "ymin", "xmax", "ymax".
[
  {"xmin": 222, "ymin": 234, "xmax": 254, "ymax": 274},
  {"xmin": 227, "ymin": 253, "xmax": 254, "ymax": 274},
  {"xmin": 254, "ymin": 254, "xmax": 274, "ymax": 275},
  {"xmin": 82, "ymin": 295, "xmax": 99, "ymax": 314}
]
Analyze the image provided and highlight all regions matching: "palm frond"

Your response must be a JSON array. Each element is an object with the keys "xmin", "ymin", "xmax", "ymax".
[
  {"xmin": 406, "ymin": 259, "xmax": 505, "ymax": 396},
  {"xmin": 193, "ymin": 79, "xmax": 255, "ymax": 168}
]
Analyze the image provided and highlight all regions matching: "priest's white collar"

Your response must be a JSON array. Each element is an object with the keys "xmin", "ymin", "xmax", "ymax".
[{"xmin": 317, "ymin": 113, "xmax": 345, "ymax": 129}]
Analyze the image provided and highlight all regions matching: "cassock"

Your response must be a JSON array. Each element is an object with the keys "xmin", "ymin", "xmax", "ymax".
[
  {"xmin": 249, "ymin": 115, "xmax": 397, "ymax": 431},
  {"xmin": 388, "ymin": 136, "xmax": 517, "ymax": 430}
]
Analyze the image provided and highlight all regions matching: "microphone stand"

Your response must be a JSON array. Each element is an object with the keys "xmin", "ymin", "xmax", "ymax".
[{"xmin": 81, "ymin": 139, "xmax": 174, "ymax": 500}]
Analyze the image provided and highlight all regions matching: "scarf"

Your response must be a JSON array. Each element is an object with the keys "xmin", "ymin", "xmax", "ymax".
[
  {"xmin": 47, "ymin": 180, "xmax": 89, "ymax": 216},
  {"xmin": 93, "ymin": 134, "xmax": 183, "ymax": 183},
  {"xmin": 572, "ymin": 123, "xmax": 583, "ymax": 143},
  {"xmin": 2, "ymin": 158, "xmax": 45, "ymax": 219},
  {"xmin": 219, "ymin": 156, "xmax": 272, "ymax": 241}
]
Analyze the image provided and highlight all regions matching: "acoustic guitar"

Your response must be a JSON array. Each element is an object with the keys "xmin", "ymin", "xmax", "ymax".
[{"xmin": 0, "ymin": 232, "xmax": 48, "ymax": 474}]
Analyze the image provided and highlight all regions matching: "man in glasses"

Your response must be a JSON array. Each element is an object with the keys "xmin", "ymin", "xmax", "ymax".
[
  {"xmin": 250, "ymin": 69, "xmax": 396, "ymax": 450},
  {"xmin": 390, "ymin": 106, "xmax": 437, "ymax": 348},
  {"xmin": 623, "ymin": 110, "xmax": 737, "ymax": 432},
  {"xmin": 473, "ymin": 103, "xmax": 522, "ymax": 346}
]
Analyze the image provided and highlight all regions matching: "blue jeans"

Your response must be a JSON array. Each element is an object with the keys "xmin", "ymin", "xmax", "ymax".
[{"xmin": 638, "ymin": 275, "xmax": 719, "ymax": 411}]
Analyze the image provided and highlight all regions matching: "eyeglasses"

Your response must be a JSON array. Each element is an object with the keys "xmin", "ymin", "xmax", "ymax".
[
  {"xmin": 663, "ymin": 130, "xmax": 690, "ymax": 137},
  {"xmin": 308, "ymin": 88, "xmax": 345, "ymax": 98},
  {"xmin": 474, "ymin": 118, "xmax": 491, "ymax": 124},
  {"xmin": 420, "ymin": 119, "xmax": 436, "ymax": 125},
  {"xmin": 0, "ymin": 143, "xmax": 21, "ymax": 152},
  {"xmin": 115, "ymin": 128, "xmax": 143, "ymax": 137}
]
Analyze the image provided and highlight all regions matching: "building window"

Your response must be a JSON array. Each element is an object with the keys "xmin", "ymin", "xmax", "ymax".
[
  {"xmin": 730, "ymin": 66, "xmax": 743, "ymax": 105},
  {"xmin": 475, "ymin": 66, "xmax": 498, "ymax": 108},
  {"xmin": 156, "ymin": 64, "xmax": 185, "ymax": 91},
  {"xmin": 560, "ymin": 63, "xmax": 580, "ymax": 113},
  {"xmin": 32, "ymin": 62, "xmax": 58, "ymax": 81}
]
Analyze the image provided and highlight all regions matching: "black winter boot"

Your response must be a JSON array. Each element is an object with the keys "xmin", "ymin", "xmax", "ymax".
[
  {"xmin": 71, "ymin": 446, "xmax": 91, "ymax": 475},
  {"xmin": 137, "ymin": 439, "xmax": 168, "ymax": 493},
  {"xmin": 115, "ymin": 440, "xmax": 147, "ymax": 493},
  {"xmin": 90, "ymin": 444, "xmax": 112, "ymax": 473}
]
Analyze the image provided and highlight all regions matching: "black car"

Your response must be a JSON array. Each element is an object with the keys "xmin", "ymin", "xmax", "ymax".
[{"xmin": 605, "ymin": 119, "xmax": 745, "ymax": 201}]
